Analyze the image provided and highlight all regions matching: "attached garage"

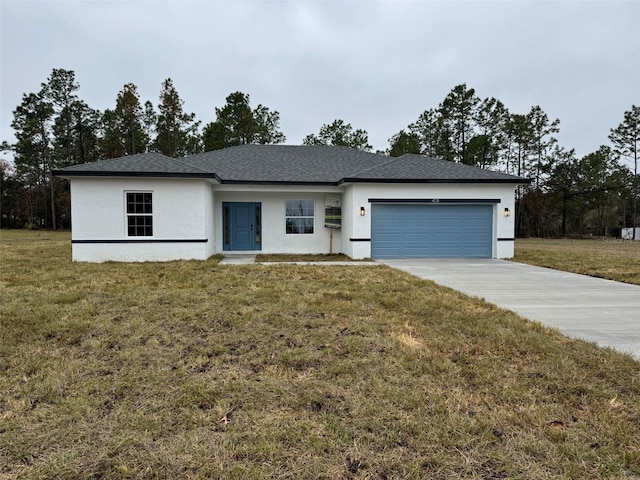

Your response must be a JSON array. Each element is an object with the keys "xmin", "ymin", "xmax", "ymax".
[{"xmin": 371, "ymin": 203, "xmax": 493, "ymax": 259}]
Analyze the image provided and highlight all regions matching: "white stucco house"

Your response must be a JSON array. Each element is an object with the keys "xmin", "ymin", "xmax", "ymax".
[{"xmin": 54, "ymin": 145, "xmax": 530, "ymax": 262}]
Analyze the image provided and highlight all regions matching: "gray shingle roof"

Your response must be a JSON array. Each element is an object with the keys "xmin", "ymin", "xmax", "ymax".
[
  {"xmin": 55, "ymin": 152, "xmax": 211, "ymax": 177},
  {"xmin": 54, "ymin": 145, "xmax": 529, "ymax": 184},
  {"xmin": 348, "ymin": 154, "xmax": 527, "ymax": 183}
]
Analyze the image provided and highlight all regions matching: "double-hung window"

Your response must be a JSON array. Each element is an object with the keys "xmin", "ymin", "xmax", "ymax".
[
  {"xmin": 285, "ymin": 199, "xmax": 314, "ymax": 234},
  {"xmin": 126, "ymin": 192, "xmax": 153, "ymax": 236}
]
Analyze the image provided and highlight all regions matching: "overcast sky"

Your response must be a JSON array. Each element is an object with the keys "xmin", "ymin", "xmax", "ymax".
[{"xmin": 1, "ymin": 0, "xmax": 638, "ymax": 164}]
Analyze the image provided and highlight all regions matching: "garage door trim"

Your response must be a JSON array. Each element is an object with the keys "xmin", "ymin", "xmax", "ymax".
[{"xmin": 368, "ymin": 198, "xmax": 500, "ymax": 204}]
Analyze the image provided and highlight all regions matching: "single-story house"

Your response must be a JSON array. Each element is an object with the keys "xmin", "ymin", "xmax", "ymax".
[{"xmin": 54, "ymin": 144, "xmax": 530, "ymax": 262}]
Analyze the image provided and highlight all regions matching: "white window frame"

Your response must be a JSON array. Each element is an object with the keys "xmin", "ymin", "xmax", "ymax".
[
  {"xmin": 125, "ymin": 191, "xmax": 153, "ymax": 237},
  {"xmin": 285, "ymin": 199, "xmax": 315, "ymax": 235}
]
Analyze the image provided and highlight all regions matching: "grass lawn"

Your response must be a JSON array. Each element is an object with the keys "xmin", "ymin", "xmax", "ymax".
[
  {"xmin": 2, "ymin": 230, "xmax": 640, "ymax": 479},
  {"xmin": 514, "ymin": 238, "xmax": 640, "ymax": 285}
]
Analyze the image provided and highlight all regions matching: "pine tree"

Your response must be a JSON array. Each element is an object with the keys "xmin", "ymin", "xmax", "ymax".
[
  {"xmin": 99, "ymin": 109, "xmax": 125, "ymax": 159},
  {"xmin": 11, "ymin": 92, "xmax": 54, "ymax": 227},
  {"xmin": 142, "ymin": 101, "xmax": 157, "ymax": 151},
  {"xmin": 469, "ymin": 98, "xmax": 509, "ymax": 169},
  {"xmin": 388, "ymin": 130, "xmax": 421, "ymax": 157},
  {"xmin": 409, "ymin": 108, "xmax": 452, "ymax": 159},
  {"xmin": 303, "ymin": 119, "xmax": 371, "ymax": 151},
  {"xmin": 609, "ymin": 105, "xmax": 640, "ymax": 238},
  {"xmin": 114, "ymin": 83, "xmax": 148, "ymax": 155},
  {"xmin": 439, "ymin": 84, "xmax": 480, "ymax": 163},
  {"xmin": 44, "ymin": 69, "xmax": 79, "ymax": 168},
  {"xmin": 202, "ymin": 91, "xmax": 285, "ymax": 151},
  {"xmin": 154, "ymin": 78, "xmax": 200, "ymax": 157},
  {"xmin": 528, "ymin": 105, "xmax": 560, "ymax": 190}
]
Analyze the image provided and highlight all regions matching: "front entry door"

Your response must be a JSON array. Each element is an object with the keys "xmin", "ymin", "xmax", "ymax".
[{"xmin": 223, "ymin": 202, "xmax": 261, "ymax": 251}]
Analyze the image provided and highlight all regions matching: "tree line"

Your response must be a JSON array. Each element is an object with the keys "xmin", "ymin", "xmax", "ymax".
[
  {"xmin": 0, "ymin": 70, "xmax": 287, "ymax": 230},
  {"xmin": 386, "ymin": 85, "xmax": 638, "ymax": 239},
  {"xmin": 1, "ymin": 69, "xmax": 637, "ymax": 239}
]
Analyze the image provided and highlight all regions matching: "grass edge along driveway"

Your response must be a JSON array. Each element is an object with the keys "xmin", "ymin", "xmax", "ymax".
[{"xmin": 513, "ymin": 238, "xmax": 640, "ymax": 285}]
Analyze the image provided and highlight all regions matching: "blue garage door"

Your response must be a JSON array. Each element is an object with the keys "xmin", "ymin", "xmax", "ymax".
[{"xmin": 371, "ymin": 204, "xmax": 493, "ymax": 258}]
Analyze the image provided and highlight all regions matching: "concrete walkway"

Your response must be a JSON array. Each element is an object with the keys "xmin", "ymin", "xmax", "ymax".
[
  {"xmin": 219, "ymin": 254, "xmax": 257, "ymax": 265},
  {"xmin": 378, "ymin": 259, "xmax": 640, "ymax": 359}
]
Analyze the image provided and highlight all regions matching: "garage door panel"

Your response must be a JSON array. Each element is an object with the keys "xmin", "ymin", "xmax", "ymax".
[
  {"xmin": 371, "ymin": 204, "xmax": 492, "ymax": 258},
  {"xmin": 373, "ymin": 247, "xmax": 402, "ymax": 257}
]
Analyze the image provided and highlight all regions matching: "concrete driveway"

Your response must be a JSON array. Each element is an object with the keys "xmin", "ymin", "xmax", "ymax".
[{"xmin": 378, "ymin": 259, "xmax": 640, "ymax": 359}]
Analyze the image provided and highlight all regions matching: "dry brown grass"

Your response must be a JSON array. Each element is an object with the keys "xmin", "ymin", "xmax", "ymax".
[
  {"xmin": 2, "ymin": 230, "xmax": 640, "ymax": 479},
  {"xmin": 514, "ymin": 238, "xmax": 640, "ymax": 285}
]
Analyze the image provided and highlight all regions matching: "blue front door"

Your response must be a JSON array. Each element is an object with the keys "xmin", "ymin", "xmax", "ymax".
[{"xmin": 223, "ymin": 202, "xmax": 261, "ymax": 251}]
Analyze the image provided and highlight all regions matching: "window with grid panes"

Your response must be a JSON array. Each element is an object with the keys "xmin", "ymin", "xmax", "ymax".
[
  {"xmin": 285, "ymin": 199, "xmax": 314, "ymax": 234},
  {"xmin": 126, "ymin": 192, "xmax": 153, "ymax": 236}
]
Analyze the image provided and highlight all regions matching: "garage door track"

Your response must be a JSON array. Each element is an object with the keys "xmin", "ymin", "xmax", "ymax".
[{"xmin": 379, "ymin": 259, "xmax": 640, "ymax": 359}]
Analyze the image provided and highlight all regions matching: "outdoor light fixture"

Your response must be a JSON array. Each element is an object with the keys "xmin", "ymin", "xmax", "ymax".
[
  {"xmin": 504, "ymin": 207, "xmax": 511, "ymax": 217},
  {"xmin": 360, "ymin": 206, "xmax": 366, "ymax": 217}
]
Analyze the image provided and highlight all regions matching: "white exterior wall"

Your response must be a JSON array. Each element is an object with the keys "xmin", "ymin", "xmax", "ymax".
[
  {"xmin": 70, "ymin": 178, "xmax": 213, "ymax": 262},
  {"xmin": 342, "ymin": 183, "xmax": 518, "ymax": 259},
  {"xmin": 203, "ymin": 183, "xmax": 215, "ymax": 257},
  {"xmin": 339, "ymin": 184, "xmax": 368, "ymax": 259},
  {"xmin": 212, "ymin": 185, "xmax": 344, "ymax": 255}
]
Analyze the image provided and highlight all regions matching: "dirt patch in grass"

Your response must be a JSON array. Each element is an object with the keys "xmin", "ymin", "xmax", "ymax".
[
  {"xmin": 2, "ymin": 230, "xmax": 640, "ymax": 479},
  {"xmin": 514, "ymin": 238, "xmax": 640, "ymax": 285}
]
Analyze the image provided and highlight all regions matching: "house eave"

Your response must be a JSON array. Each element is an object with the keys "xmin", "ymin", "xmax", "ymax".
[
  {"xmin": 368, "ymin": 198, "xmax": 502, "ymax": 204},
  {"xmin": 52, "ymin": 170, "xmax": 217, "ymax": 180},
  {"xmin": 217, "ymin": 179, "xmax": 339, "ymax": 186},
  {"xmin": 338, "ymin": 177, "xmax": 531, "ymax": 185}
]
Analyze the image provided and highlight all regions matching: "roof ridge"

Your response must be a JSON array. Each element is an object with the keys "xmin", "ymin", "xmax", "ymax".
[
  {"xmin": 399, "ymin": 153, "xmax": 479, "ymax": 167},
  {"xmin": 86, "ymin": 151, "xmax": 173, "ymax": 165}
]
